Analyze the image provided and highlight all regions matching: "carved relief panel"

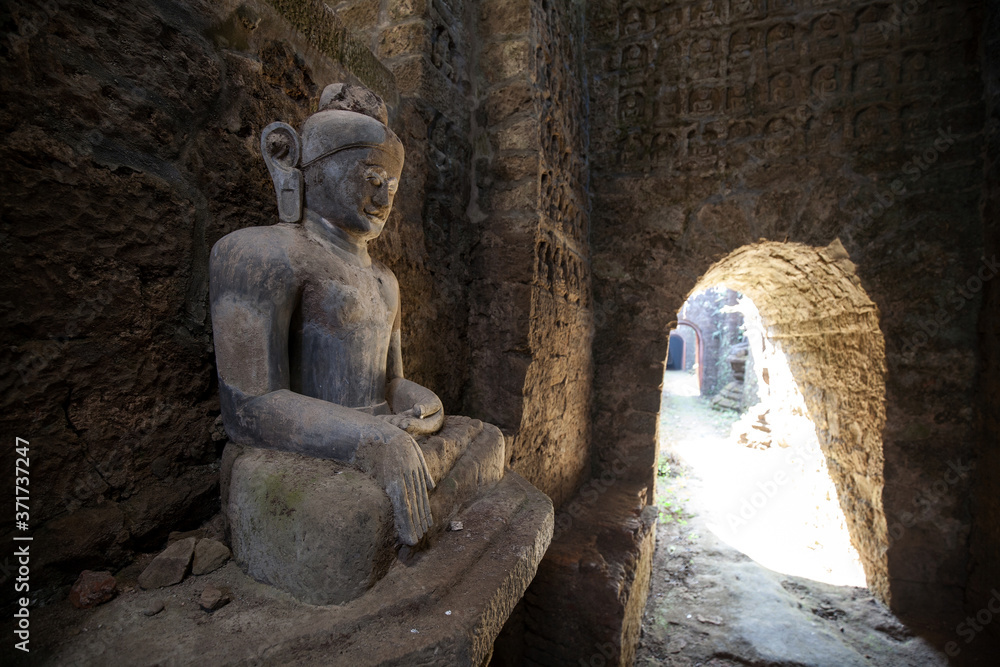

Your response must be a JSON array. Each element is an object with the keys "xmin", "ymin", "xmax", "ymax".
[
  {"xmin": 689, "ymin": 36, "xmax": 724, "ymax": 79},
  {"xmin": 731, "ymin": 0, "xmax": 765, "ymax": 22},
  {"xmin": 852, "ymin": 104, "xmax": 894, "ymax": 144},
  {"xmin": 855, "ymin": 5, "xmax": 893, "ymax": 56},
  {"xmin": 766, "ymin": 23, "xmax": 798, "ymax": 68},
  {"xmin": 690, "ymin": 0, "xmax": 724, "ymax": 28},
  {"xmin": 811, "ymin": 63, "xmax": 840, "ymax": 98},
  {"xmin": 808, "ymin": 13, "xmax": 846, "ymax": 63}
]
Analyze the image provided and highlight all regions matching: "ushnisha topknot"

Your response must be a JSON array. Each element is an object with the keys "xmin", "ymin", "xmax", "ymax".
[
  {"xmin": 300, "ymin": 83, "xmax": 403, "ymax": 169},
  {"xmin": 318, "ymin": 83, "xmax": 388, "ymax": 123}
]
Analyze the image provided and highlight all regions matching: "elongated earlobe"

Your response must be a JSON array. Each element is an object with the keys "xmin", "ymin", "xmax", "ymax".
[{"xmin": 261, "ymin": 122, "xmax": 303, "ymax": 223}]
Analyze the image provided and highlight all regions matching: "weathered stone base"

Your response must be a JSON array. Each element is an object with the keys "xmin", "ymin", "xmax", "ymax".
[
  {"xmin": 494, "ymin": 481, "xmax": 657, "ymax": 666},
  {"xmin": 227, "ymin": 447, "xmax": 397, "ymax": 605},
  {"xmin": 223, "ymin": 416, "xmax": 507, "ymax": 605},
  {"xmin": 32, "ymin": 472, "xmax": 553, "ymax": 666}
]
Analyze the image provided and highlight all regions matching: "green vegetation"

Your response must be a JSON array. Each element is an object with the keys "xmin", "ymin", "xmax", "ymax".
[{"xmin": 655, "ymin": 456, "xmax": 693, "ymax": 524}]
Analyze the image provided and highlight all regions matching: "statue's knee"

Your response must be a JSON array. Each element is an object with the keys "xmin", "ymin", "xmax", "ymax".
[{"xmin": 227, "ymin": 447, "xmax": 395, "ymax": 605}]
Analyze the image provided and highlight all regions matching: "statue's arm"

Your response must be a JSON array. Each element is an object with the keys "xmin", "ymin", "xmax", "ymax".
[
  {"xmin": 381, "ymin": 275, "xmax": 445, "ymax": 435},
  {"xmin": 209, "ymin": 232, "xmax": 397, "ymax": 460}
]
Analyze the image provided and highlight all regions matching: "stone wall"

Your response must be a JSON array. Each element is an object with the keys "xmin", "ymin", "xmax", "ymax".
[
  {"xmin": 467, "ymin": 0, "xmax": 593, "ymax": 509},
  {"xmin": 0, "ymin": 0, "xmax": 465, "ymax": 598},
  {"xmin": 5, "ymin": 0, "xmax": 997, "ymax": 657},
  {"xmin": 336, "ymin": 0, "xmax": 595, "ymax": 510},
  {"xmin": 1, "ymin": 0, "xmax": 601, "ymax": 648},
  {"xmin": 969, "ymin": 0, "xmax": 1000, "ymax": 646},
  {"xmin": 334, "ymin": 0, "xmax": 479, "ymax": 412},
  {"xmin": 586, "ymin": 0, "xmax": 988, "ymax": 620}
]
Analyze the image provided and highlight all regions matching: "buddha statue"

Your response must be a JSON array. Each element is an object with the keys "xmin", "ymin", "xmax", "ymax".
[{"xmin": 210, "ymin": 84, "xmax": 505, "ymax": 604}]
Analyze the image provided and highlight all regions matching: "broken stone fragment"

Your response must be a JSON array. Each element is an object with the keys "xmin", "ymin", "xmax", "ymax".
[
  {"xmin": 142, "ymin": 600, "xmax": 165, "ymax": 616},
  {"xmin": 69, "ymin": 570, "xmax": 117, "ymax": 609},
  {"xmin": 199, "ymin": 584, "xmax": 230, "ymax": 611},
  {"xmin": 138, "ymin": 537, "xmax": 196, "ymax": 589},
  {"xmin": 168, "ymin": 528, "xmax": 206, "ymax": 544},
  {"xmin": 192, "ymin": 538, "xmax": 231, "ymax": 575}
]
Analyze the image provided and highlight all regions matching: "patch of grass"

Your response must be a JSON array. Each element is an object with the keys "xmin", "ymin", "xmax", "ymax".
[
  {"xmin": 656, "ymin": 480, "xmax": 693, "ymax": 524},
  {"xmin": 656, "ymin": 457, "xmax": 671, "ymax": 478}
]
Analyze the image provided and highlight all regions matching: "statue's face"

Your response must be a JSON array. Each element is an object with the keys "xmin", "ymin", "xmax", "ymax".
[{"xmin": 304, "ymin": 145, "xmax": 403, "ymax": 242}]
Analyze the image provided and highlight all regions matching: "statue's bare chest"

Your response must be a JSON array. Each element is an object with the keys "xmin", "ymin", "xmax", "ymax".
[
  {"xmin": 298, "ymin": 262, "xmax": 396, "ymax": 334},
  {"xmin": 283, "ymin": 237, "xmax": 399, "ymax": 405}
]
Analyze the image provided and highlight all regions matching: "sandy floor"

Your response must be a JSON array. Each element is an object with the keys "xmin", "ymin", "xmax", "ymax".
[
  {"xmin": 635, "ymin": 371, "xmax": 970, "ymax": 667},
  {"xmin": 659, "ymin": 371, "xmax": 866, "ymax": 588}
]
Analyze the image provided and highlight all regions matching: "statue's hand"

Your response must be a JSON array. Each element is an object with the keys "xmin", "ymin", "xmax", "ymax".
[
  {"xmin": 385, "ymin": 378, "xmax": 445, "ymax": 435},
  {"xmin": 354, "ymin": 427, "xmax": 435, "ymax": 546},
  {"xmin": 379, "ymin": 401, "xmax": 444, "ymax": 436}
]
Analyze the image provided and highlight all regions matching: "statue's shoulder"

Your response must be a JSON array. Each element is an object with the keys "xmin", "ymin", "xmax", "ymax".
[
  {"xmin": 370, "ymin": 258, "xmax": 399, "ymax": 291},
  {"xmin": 210, "ymin": 224, "xmax": 302, "ymax": 293},
  {"xmin": 211, "ymin": 224, "xmax": 305, "ymax": 268},
  {"xmin": 212, "ymin": 223, "xmax": 301, "ymax": 258}
]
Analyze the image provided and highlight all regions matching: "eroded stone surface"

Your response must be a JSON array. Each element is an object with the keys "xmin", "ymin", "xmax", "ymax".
[
  {"xmin": 4, "ymin": 0, "xmax": 997, "ymax": 663},
  {"xmin": 199, "ymin": 584, "xmax": 230, "ymax": 611},
  {"xmin": 30, "ymin": 472, "xmax": 553, "ymax": 666},
  {"xmin": 584, "ymin": 0, "xmax": 989, "ymax": 623},
  {"xmin": 503, "ymin": 481, "xmax": 656, "ymax": 666},
  {"xmin": 466, "ymin": 0, "xmax": 593, "ymax": 511},
  {"xmin": 227, "ymin": 446, "xmax": 396, "ymax": 605},
  {"xmin": 225, "ymin": 414, "xmax": 505, "ymax": 605},
  {"xmin": 138, "ymin": 537, "xmax": 195, "ymax": 590},
  {"xmin": 191, "ymin": 539, "xmax": 230, "ymax": 576},
  {"xmin": 69, "ymin": 570, "xmax": 117, "ymax": 609}
]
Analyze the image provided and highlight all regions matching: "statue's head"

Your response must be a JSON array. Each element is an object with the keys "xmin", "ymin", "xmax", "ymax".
[{"xmin": 261, "ymin": 84, "xmax": 403, "ymax": 241}]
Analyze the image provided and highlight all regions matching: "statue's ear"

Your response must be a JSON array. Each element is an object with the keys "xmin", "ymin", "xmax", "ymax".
[{"xmin": 261, "ymin": 122, "xmax": 303, "ymax": 223}]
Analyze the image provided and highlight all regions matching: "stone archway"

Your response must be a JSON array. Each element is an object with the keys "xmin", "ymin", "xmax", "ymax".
[
  {"xmin": 674, "ymin": 319, "xmax": 705, "ymax": 390},
  {"xmin": 684, "ymin": 239, "xmax": 889, "ymax": 599}
]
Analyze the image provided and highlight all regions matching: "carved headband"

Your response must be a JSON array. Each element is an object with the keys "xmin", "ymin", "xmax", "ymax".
[{"xmin": 300, "ymin": 142, "xmax": 399, "ymax": 169}]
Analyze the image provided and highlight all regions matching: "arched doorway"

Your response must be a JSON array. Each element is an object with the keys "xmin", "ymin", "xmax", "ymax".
[
  {"xmin": 660, "ymin": 240, "xmax": 888, "ymax": 598},
  {"xmin": 666, "ymin": 333, "xmax": 685, "ymax": 370}
]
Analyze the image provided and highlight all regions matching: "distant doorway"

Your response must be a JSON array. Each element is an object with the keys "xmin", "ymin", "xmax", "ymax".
[{"xmin": 666, "ymin": 333, "xmax": 685, "ymax": 370}]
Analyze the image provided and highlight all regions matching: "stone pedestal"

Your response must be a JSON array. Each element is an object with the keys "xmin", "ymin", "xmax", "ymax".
[
  {"xmin": 223, "ymin": 416, "xmax": 510, "ymax": 605},
  {"xmin": 227, "ymin": 448, "xmax": 396, "ymax": 605},
  {"xmin": 35, "ymin": 470, "xmax": 554, "ymax": 666}
]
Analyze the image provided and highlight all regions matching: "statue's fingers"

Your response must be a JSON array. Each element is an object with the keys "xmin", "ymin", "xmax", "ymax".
[
  {"xmin": 406, "ymin": 470, "xmax": 420, "ymax": 535},
  {"xmin": 404, "ymin": 471, "xmax": 424, "ymax": 542},
  {"xmin": 419, "ymin": 471, "xmax": 433, "ymax": 529},
  {"xmin": 412, "ymin": 469, "xmax": 430, "ymax": 535},
  {"xmin": 414, "ymin": 441, "xmax": 435, "ymax": 489},
  {"xmin": 410, "ymin": 470, "xmax": 426, "ymax": 534},
  {"xmin": 428, "ymin": 409, "xmax": 445, "ymax": 431},
  {"xmin": 410, "ymin": 469, "xmax": 423, "ymax": 534},
  {"xmin": 392, "ymin": 479, "xmax": 418, "ymax": 546}
]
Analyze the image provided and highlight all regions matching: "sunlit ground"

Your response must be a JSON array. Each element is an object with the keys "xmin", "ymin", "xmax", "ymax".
[{"xmin": 659, "ymin": 370, "xmax": 866, "ymax": 588}]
